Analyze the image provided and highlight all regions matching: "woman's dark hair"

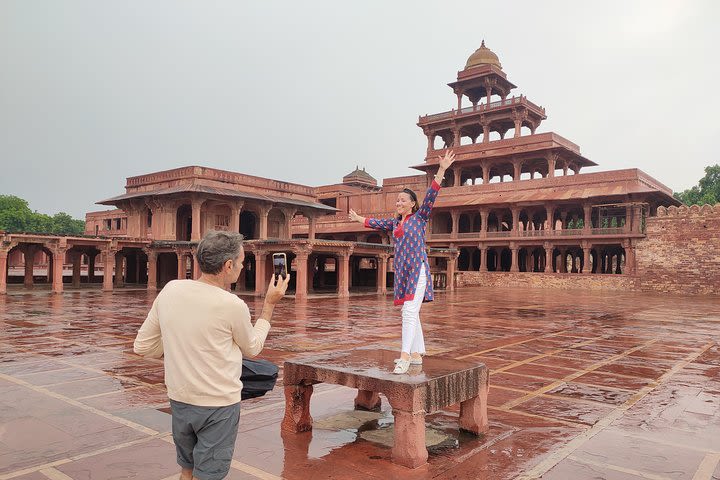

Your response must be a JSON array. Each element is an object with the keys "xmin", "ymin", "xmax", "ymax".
[{"xmin": 398, "ymin": 188, "xmax": 419, "ymax": 219}]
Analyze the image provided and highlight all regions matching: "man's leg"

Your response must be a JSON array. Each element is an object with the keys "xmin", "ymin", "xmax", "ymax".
[
  {"xmin": 170, "ymin": 400, "xmax": 198, "ymax": 476},
  {"xmin": 193, "ymin": 402, "xmax": 241, "ymax": 480}
]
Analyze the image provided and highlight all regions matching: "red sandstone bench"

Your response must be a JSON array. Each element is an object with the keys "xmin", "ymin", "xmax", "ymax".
[{"xmin": 281, "ymin": 348, "xmax": 489, "ymax": 468}]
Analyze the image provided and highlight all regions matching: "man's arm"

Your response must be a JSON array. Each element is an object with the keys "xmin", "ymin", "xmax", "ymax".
[
  {"xmin": 133, "ymin": 297, "xmax": 164, "ymax": 358},
  {"xmin": 231, "ymin": 274, "xmax": 289, "ymax": 357}
]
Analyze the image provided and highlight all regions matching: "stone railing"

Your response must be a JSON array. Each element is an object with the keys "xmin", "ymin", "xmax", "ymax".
[{"xmin": 419, "ymin": 95, "xmax": 545, "ymax": 123}]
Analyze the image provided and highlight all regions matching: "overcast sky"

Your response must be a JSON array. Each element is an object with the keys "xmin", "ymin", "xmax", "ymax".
[{"xmin": 1, "ymin": 1, "xmax": 719, "ymax": 218}]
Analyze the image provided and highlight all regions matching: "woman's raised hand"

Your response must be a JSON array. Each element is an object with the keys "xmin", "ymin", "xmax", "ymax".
[
  {"xmin": 438, "ymin": 150, "xmax": 456, "ymax": 171},
  {"xmin": 349, "ymin": 209, "xmax": 361, "ymax": 223}
]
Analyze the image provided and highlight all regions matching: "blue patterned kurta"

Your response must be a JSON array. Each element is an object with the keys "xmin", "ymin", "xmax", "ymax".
[{"xmin": 364, "ymin": 180, "xmax": 441, "ymax": 306}]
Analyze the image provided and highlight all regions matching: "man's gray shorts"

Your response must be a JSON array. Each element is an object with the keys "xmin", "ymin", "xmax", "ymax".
[{"xmin": 170, "ymin": 399, "xmax": 241, "ymax": 480}]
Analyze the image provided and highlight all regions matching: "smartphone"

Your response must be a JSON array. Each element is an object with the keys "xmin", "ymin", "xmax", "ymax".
[{"xmin": 272, "ymin": 253, "xmax": 287, "ymax": 285}]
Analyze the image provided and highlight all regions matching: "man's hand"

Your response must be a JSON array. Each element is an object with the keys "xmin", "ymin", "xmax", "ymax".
[{"xmin": 266, "ymin": 272, "xmax": 290, "ymax": 305}]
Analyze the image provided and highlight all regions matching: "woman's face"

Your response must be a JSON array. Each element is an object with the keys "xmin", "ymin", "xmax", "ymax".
[{"xmin": 396, "ymin": 192, "xmax": 415, "ymax": 217}]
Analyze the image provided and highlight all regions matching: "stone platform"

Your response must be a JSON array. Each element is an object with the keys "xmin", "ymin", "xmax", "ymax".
[{"xmin": 281, "ymin": 348, "xmax": 488, "ymax": 468}]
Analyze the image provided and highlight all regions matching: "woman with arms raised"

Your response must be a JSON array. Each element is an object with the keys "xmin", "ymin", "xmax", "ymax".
[{"xmin": 349, "ymin": 150, "xmax": 455, "ymax": 374}]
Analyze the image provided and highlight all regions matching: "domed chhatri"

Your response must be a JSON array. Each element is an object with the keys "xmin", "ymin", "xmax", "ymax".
[{"xmin": 465, "ymin": 40, "xmax": 502, "ymax": 70}]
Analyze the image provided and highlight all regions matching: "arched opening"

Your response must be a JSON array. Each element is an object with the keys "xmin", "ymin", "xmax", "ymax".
[
  {"xmin": 431, "ymin": 212, "xmax": 453, "ymax": 234},
  {"xmin": 240, "ymin": 211, "xmax": 257, "ymax": 239},
  {"xmin": 267, "ymin": 209, "xmax": 286, "ymax": 239},
  {"xmin": 176, "ymin": 204, "xmax": 192, "ymax": 241},
  {"xmin": 458, "ymin": 213, "xmax": 473, "ymax": 233},
  {"xmin": 157, "ymin": 253, "xmax": 178, "ymax": 288},
  {"xmin": 458, "ymin": 248, "xmax": 471, "ymax": 271},
  {"xmin": 500, "ymin": 248, "xmax": 512, "ymax": 272}
]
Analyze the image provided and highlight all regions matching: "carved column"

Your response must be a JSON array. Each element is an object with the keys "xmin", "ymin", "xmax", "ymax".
[
  {"xmin": 511, "ymin": 207, "xmax": 520, "ymax": 235},
  {"xmin": 88, "ymin": 252, "xmax": 96, "ymax": 283},
  {"xmin": 0, "ymin": 248, "xmax": 8, "ymax": 295},
  {"xmin": 582, "ymin": 243, "xmax": 592, "ymax": 275},
  {"xmin": 479, "ymin": 209, "xmax": 489, "ymax": 238},
  {"xmin": 546, "ymin": 152, "xmax": 558, "ymax": 178},
  {"xmin": 230, "ymin": 201, "xmax": 243, "ymax": 234},
  {"xmin": 114, "ymin": 252, "xmax": 125, "ymax": 287},
  {"xmin": 190, "ymin": 198, "xmax": 203, "ymax": 241},
  {"xmin": 583, "ymin": 204, "xmax": 592, "ymax": 233},
  {"xmin": 51, "ymin": 244, "xmax": 67, "ymax": 294},
  {"xmin": 479, "ymin": 245, "xmax": 487, "ymax": 272},
  {"xmin": 544, "ymin": 243, "xmax": 553, "ymax": 273},
  {"xmin": 624, "ymin": 241, "xmax": 635, "ymax": 275},
  {"xmin": 176, "ymin": 251, "xmax": 185, "ymax": 280},
  {"xmin": 23, "ymin": 245, "xmax": 37, "ymax": 288},
  {"xmin": 102, "ymin": 247, "xmax": 115, "ymax": 292},
  {"xmin": 447, "ymin": 252, "xmax": 457, "ymax": 291},
  {"xmin": 258, "ymin": 205, "xmax": 270, "ymax": 240},
  {"xmin": 451, "ymin": 211, "xmax": 460, "ymax": 239},
  {"xmin": 71, "ymin": 251, "xmax": 82, "ymax": 287},
  {"xmin": 545, "ymin": 204, "xmax": 555, "ymax": 232},
  {"xmin": 510, "ymin": 243, "xmax": 519, "ymax": 272},
  {"xmin": 293, "ymin": 248, "xmax": 309, "ymax": 300},
  {"xmin": 255, "ymin": 251, "xmax": 268, "ymax": 295},
  {"xmin": 513, "ymin": 161, "xmax": 522, "ymax": 182},
  {"xmin": 145, "ymin": 249, "xmax": 157, "ymax": 291},
  {"xmin": 453, "ymin": 169, "xmax": 461, "ymax": 187},
  {"xmin": 482, "ymin": 122, "xmax": 490, "ymax": 143},
  {"xmin": 307, "ymin": 215, "xmax": 317, "ymax": 240},
  {"xmin": 337, "ymin": 251, "xmax": 351, "ymax": 298},
  {"xmin": 377, "ymin": 254, "xmax": 389, "ymax": 294}
]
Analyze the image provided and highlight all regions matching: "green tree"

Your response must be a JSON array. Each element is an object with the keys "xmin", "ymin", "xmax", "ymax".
[
  {"xmin": 674, "ymin": 165, "xmax": 720, "ymax": 206},
  {"xmin": 0, "ymin": 195, "xmax": 85, "ymax": 235}
]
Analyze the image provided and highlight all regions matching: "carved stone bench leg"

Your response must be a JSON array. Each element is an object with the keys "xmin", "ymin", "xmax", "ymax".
[
  {"xmin": 391, "ymin": 409, "xmax": 428, "ymax": 468},
  {"xmin": 458, "ymin": 385, "xmax": 489, "ymax": 435},
  {"xmin": 354, "ymin": 390, "xmax": 381, "ymax": 411},
  {"xmin": 281, "ymin": 384, "xmax": 314, "ymax": 433}
]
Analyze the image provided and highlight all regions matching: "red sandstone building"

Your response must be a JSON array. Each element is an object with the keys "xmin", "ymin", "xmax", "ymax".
[{"xmin": 4, "ymin": 42, "xmax": 716, "ymax": 297}]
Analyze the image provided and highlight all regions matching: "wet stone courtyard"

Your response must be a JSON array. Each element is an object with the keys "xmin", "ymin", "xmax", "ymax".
[{"xmin": 1, "ymin": 286, "xmax": 719, "ymax": 480}]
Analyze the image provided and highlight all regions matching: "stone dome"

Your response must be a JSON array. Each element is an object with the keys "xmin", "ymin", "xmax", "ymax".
[
  {"xmin": 343, "ymin": 166, "xmax": 377, "ymax": 187},
  {"xmin": 465, "ymin": 40, "xmax": 502, "ymax": 70}
]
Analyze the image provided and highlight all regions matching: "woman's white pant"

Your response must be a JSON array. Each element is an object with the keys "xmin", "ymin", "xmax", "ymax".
[{"xmin": 401, "ymin": 264, "xmax": 426, "ymax": 355}]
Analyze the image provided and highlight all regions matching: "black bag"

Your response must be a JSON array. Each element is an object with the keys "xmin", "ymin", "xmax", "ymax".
[{"xmin": 240, "ymin": 358, "xmax": 279, "ymax": 400}]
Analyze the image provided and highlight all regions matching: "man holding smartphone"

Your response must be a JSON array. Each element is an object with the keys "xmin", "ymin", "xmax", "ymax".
[{"xmin": 133, "ymin": 230, "xmax": 290, "ymax": 480}]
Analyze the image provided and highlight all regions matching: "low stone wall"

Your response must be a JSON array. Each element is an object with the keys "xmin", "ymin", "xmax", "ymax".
[
  {"xmin": 635, "ymin": 204, "xmax": 720, "ymax": 295},
  {"xmin": 456, "ymin": 271, "xmax": 634, "ymax": 292}
]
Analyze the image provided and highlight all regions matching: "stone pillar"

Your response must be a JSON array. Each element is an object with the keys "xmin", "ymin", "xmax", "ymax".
[
  {"xmin": 255, "ymin": 251, "xmax": 268, "ymax": 295},
  {"xmin": 479, "ymin": 246, "xmax": 487, "ymax": 272},
  {"xmin": 426, "ymin": 133, "xmax": 433, "ymax": 153},
  {"xmin": 230, "ymin": 202, "xmax": 242, "ymax": 234},
  {"xmin": 307, "ymin": 216, "xmax": 317, "ymax": 241},
  {"xmin": 583, "ymin": 204, "xmax": 592, "ymax": 232},
  {"xmin": 582, "ymin": 244, "xmax": 592, "ymax": 275},
  {"xmin": 482, "ymin": 123, "xmax": 490, "ymax": 143},
  {"xmin": 453, "ymin": 129, "xmax": 460, "ymax": 148},
  {"xmin": 513, "ymin": 162, "xmax": 521, "ymax": 181},
  {"xmin": 377, "ymin": 254, "xmax": 388, "ymax": 294},
  {"xmin": 544, "ymin": 244, "xmax": 553, "ymax": 273},
  {"xmin": 513, "ymin": 118, "xmax": 522, "ymax": 138},
  {"xmin": 624, "ymin": 205, "xmax": 632, "ymax": 233},
  {"xmin": 479, "ymin": 209, "xmax": 488, "ymax": 237},
  {"xmin": 88, "ymin": 252, "xmax": 96, "ymax": 283},
  {"xmin": 545, "ymin": 205, "xmax": 554, "ymax": 232},
  {"xmin": 294, "ymin": 250, "xmax": 309, "ymax": 300},
  {"xmin": 447, "ymin": 253, "xmax": 457, "ymax": 290},
  {"xmin": 453, "ymin": 169, "xmax": 461, "ymax": 187},
  {"xmin": 510, "ymin": 243, "xmax": 519, "ymax": 272},
  {"xmin": 191, "ymin": 199, "xmax": 203, "ymax": 241},
  {"xmin": 456, "ymin": 92, "xmax": 462, "ymax": 111},
  {"xmin": 0, "ymin": 249, "xmax": 7, "ymax": 294},
  {"xmin": 259, "ymin": 207, "xmax": 270, "ymax": 240},
  {"xmin": 72, "ymin": 252, "xmax": 82, "ymax": 287},
  {"xmin": 102, "ymin": 249, "xmax": 115, "ymax": 292},
  {"xmin": 23, "ymin": 245, "xmax": 36, "ymax": 288},
  {"xmin": 511, "ymin": 208, "xmax": 520, "ymax": 235},
  {"xmin": 451, "ymin": 211, "xmax": 460, "ymax": 238},
  {"xmin": 146, "ymin": 250, "xmax": 157, "ymax": 291},
  {"xmin": 114, "ymin": 253, "xmax": 125, "ymax": 287},
  {"xmin": 547, "ymin": 152, "xmax": 557, "ymax": 178},
  {"xmin": 337, "ymin": 252, "xmax": 350, "ymax": 297},
  {"xmin": 52, "ymin": 247, "xmax": 67, "ymax": 294},
  {"xmin": 176, "ymin": 252, "xmax": 185, "ymax": 280},
  {"xmin": 560, "ymin": 211, "xmax": 568, "ymax": 229}
]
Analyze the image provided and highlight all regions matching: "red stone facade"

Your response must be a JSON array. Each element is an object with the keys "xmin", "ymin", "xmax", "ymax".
[{"xmin": 2, "ymin": 42, "xmax": 713, "ymax": 298}]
